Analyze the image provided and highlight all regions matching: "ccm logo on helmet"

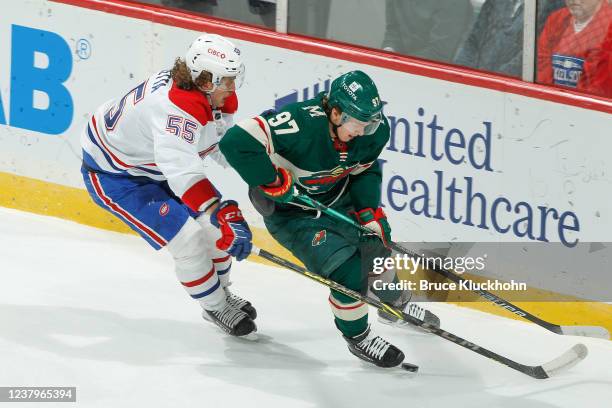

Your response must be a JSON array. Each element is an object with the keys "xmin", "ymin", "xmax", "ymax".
[{"xmin": 208, "ymin": 48, "xmax": 226, "ymax": 59}]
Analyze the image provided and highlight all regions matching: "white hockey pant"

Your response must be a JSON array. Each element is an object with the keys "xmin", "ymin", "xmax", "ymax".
[{"xmin": 166, "ymin": 217, "xmax": 233, "ymax": 311}]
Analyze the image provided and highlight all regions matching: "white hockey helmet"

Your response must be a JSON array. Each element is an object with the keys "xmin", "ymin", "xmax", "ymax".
[{"xmin": 185, "ymin": 33, "xmax": 244, "ymax": 91}]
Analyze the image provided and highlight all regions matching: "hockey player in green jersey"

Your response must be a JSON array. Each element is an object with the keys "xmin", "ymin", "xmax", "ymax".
[{"xmin": 220, "ymin": 70, "xmax": 425, "ymax": 368}]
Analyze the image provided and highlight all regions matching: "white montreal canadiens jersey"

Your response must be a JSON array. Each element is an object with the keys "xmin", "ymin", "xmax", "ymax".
[{"xmin": 81, "ymin": 70, "xmax": 236, "ymax": 212}]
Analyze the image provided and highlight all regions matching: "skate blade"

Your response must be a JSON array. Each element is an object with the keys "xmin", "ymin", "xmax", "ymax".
[
  {"xmin": 377, "ymin": 316, "xmax": 432, "ymax": 335},
  {"xmin": 201, "ymin": 313, "xmax": 258, "ymax": 340},
  {"xmin": 237, "ymin": 332, "xmax": 259, "ymax": 341},
  {"xmin": 209, "ymin": 323, "xmax": 259, "ymax": 341}
]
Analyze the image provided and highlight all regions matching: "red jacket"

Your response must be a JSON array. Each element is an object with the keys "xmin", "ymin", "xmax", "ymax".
[
  {"xmin": 537, "ymin": 3, "xmax": 612, "ymax": 96},
  {"xmin": 590, "ymin": 23, "xmax": 612, "ymax": 97}
]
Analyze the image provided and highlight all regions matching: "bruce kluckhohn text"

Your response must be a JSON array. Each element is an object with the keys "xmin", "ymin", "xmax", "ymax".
[{"xmin": 371, "ymin": 279, "xmax": 528, "ymax": 292}]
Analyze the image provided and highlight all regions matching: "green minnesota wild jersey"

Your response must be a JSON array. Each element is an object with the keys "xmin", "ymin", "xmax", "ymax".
[{"xmin": 219, "ymin": 92, "xmax": 390, "ymax": 211}]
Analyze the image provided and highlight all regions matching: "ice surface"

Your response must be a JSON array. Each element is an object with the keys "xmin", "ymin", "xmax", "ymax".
[{"xmin": 1, "ymin": 207, "xmax": 611, "ymax": 408}]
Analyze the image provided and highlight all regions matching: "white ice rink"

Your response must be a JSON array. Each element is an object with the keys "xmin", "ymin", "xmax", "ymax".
[{"xmin": 1, "ymin": 207, "xmax": 611, "ymax": 408}]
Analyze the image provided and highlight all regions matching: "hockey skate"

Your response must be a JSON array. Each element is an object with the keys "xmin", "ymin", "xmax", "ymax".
[
  {"xmin": 378, "ymin": 300, "xmax": 440, "ymax": 331},
  {"xmin": 343, "ymin": 326, "xmax": 405, "ymax": 368},
  {"xmin": 370, "ymin": 281, "xmax": 441, "ymax": 331},
  {"xmin": 202, "ymin": 302, "xmax": 257, "ymax": 337},
  {"xmin": 225, "ymin": 287, "xmax": 257, "ymax": 320}
]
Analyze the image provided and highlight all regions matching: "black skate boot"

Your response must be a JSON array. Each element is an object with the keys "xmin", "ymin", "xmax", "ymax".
[
  {"xmin": 202, "ymin": 302, "xmax": 256, "ymax": 337},
  {"xmin": 378, "ymin": 301, "xmax": 440, "ymax": 330},
  {"xmin": 343, "ymin": 326, "xmax": 405, "ymax": 368},
  {"xmin": 225, "ymin": 287, "xmax": 257, "ymax": 320}
]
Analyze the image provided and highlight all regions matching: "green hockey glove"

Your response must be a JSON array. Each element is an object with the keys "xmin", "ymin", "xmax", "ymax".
[{"xmin": 354, "ymin": 207, "xmax": 392, "ymax": 248}]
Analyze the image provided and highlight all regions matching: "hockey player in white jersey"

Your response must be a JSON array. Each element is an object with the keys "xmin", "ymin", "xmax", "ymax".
[{"xmin": 80, "ymin": 33, "xmax": 256, "ymax": 337}]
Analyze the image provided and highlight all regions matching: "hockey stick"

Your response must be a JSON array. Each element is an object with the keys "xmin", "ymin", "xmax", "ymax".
[
  {"xmin": 294, "ymin": 193, "xmax": 610, "ymax": 340},
  {"xmin": 251, "ymin": 245, "xmax": 587, "ymax": 379}
]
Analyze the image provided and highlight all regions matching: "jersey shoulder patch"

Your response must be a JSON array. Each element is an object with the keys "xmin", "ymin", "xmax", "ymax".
[{"xmin": 168, "ymin": 82, "xmax": 213, "ymax": 125}]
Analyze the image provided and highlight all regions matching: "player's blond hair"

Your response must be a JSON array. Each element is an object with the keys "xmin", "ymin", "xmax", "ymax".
[{"xmin": 171, "ymin": 58, "xmax": 213, "ymax": 90}]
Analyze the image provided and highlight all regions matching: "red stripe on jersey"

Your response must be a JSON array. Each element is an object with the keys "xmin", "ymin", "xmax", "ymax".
[
  {"xmin": 198, "ymin": 143, "xmax": 218, "ymax": 158},
  {"xmin": 182, "ymin": 266, "xmax": 216, "ymax": 287},
  {"xmin": 181, "ymin": 178, "xmax": 219, "ymax": 212},
  {"xmin": 253, "ymin": 116, "xmax": 272, "ymax": 154},
  {"xmin": 89, "ymin": 172, "xmax": 167, "ymax": 246}
]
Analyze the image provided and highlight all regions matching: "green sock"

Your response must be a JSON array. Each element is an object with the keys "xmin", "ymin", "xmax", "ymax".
[{"xmin": 329, "ymin": 254, "xmax": 368, "ymax": 338}]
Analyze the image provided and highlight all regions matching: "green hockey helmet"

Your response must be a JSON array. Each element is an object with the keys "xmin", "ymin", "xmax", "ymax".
[{"xmin": 327, "ymin": 70, "xmax": 383, "ymax": 135}]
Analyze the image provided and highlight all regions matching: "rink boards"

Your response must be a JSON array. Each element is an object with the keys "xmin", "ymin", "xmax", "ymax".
[{"xmin": 0, "ymin": 0, "xmax": 611, "ymax": 333}]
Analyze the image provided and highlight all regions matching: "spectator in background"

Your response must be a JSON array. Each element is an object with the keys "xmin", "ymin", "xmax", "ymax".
[
  {"xmin": 382, "ymin": 0, "xmax": 473, "ymax": 62},
  {"xmin": 455, "ymin": 0, "xmax": 565, "ymax": 77},
  {"xmin": 160, "ymin": 0, "xmax": 275, "ymax": 29},
  {"xmin": 589, "ymin": 20, "xmax": 612, "ymax": 97},
  {"xmin": 537, "ymin": 0, "xmax": 612, "ymax": 95}
]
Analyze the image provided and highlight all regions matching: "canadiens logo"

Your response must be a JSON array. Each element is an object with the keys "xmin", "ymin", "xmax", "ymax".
[
  {"xmin": 312, "ymin": 230, "xmax": 327, "ymax": 246},
  {"xmin": 159, "ymin": 203, "xmax": 170, "ymax": 216}
]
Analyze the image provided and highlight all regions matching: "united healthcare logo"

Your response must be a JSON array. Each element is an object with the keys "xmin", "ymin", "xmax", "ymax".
[{"xmin": 0, "ymin": 24, "xmax": 75, "ymax": 135}]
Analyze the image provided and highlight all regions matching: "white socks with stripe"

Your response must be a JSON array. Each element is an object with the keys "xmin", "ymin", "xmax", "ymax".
[
  {"xmin": 328, "ymin": 295, "xmax": 368, "ymax": 322},
  {"xmin": 167, "ymin": 218, "xmax": 226, "ymax": 311}
]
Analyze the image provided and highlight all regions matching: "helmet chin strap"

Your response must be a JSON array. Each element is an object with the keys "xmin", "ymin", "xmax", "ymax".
[
  {"xmin": 331, "ymin": 123, "xmax": 340, "ymax": 138},
  {"xmin": 196, "ymin": 85, "xmax": 218, "ymax": 109},
  {"xmin": 327, "ymin": 111, "xmax": 341, "ymax": 139},
  {"xmin": 194, "ymin": 86, "xmax": 214, "ymax": 108},
  {"xmin": 197, "ymin": 84, "xmax": 215, "ymax": 94}
]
